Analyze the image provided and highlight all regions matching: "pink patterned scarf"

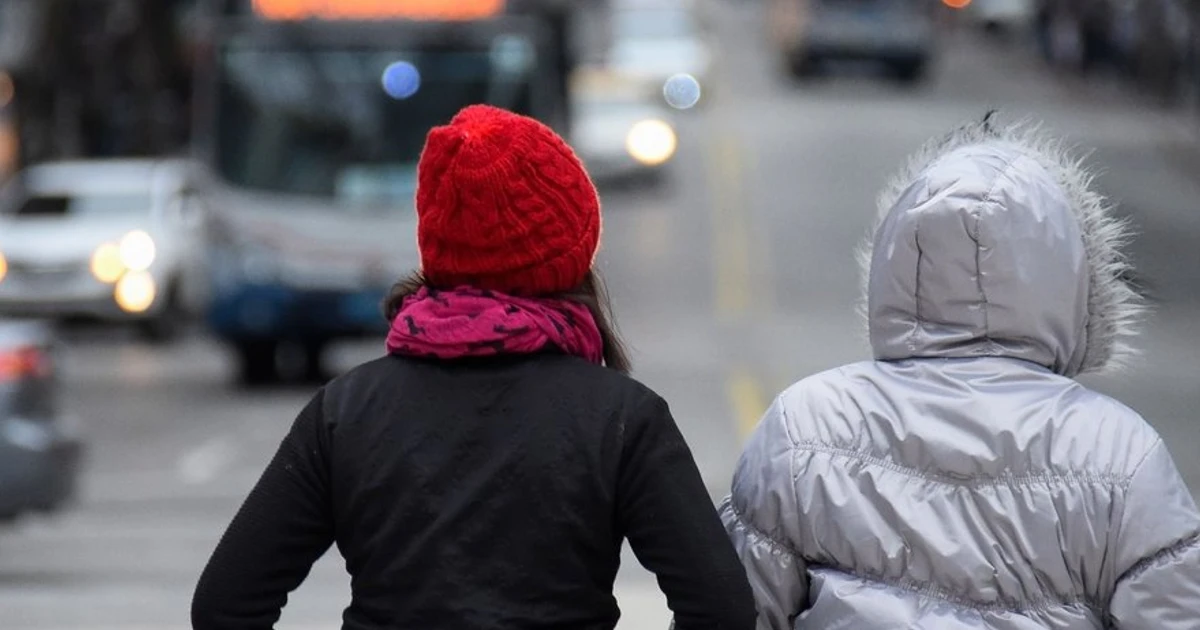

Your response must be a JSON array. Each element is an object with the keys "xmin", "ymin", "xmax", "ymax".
[{"xmin": 386, "ymin": 286, "xmax": 603, "ymax": 365}]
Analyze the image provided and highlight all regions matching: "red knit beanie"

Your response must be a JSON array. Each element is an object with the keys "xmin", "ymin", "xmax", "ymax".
[{"xmin": 415, "ymin": 104, "xmax": 601, "ymax": 295}]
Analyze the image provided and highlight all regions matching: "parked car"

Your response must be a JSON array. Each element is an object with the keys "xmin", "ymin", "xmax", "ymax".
[
  {"xmin": 0, "ymin": 319, "xmax": 81, "ymax": 524},
  {"xmin": 0, "ymin": 158, "xmax": 209, "ymax": 341},
  {"xmin": 570, "ymin": 66, "xmax": 680, "ymax": 185},
  {"xmin": 767, "ymin": 0, "xmax": 936, "ymax": 83},
  {"xmin": 608, "ymin": 0, "xmax": 713, "ymax": 107}
]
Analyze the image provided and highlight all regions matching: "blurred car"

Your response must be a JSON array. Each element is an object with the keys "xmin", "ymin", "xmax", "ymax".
[
  {"xmin": 768, "ymin": 0, "xmax": 935, "ymax": 82},
  {"xmin": 607, "ymin": 1, "xmax": 713, "ymax": 107},
  {"xmin": 1128, "ymin": 0, "xmax": 1193, "ymax": 102},
  {"xmin": 570, "ymin": 66, "xmax": 680, "ymax": 185},
  {"xmin": 1036, "ymin": 0, "xmax": 1119, "ymax": 71},
  {"xmin": 1036, "ymin": 0, "xmax": 1192, "ymax": 101},
  {"xmin": 964, "ymin": 0, "xmax": 1036, "ymax": 33},
  {"xmin": 0, "ymin": 319, "xmax": 81, "ymax": 524},
  {"xmin": 0, "ymin": 158, "xmax": 209, "ymax": 341}
]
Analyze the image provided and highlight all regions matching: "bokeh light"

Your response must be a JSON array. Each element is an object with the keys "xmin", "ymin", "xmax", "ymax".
[
  {"xmin": 381, "ymin": 61, "xmax": 421, "ymax": 100},
  {"xmin": 0, "ymin": 124, "xmax": 16, "ymax": 177},
  {"xmin": 119, "ymin": 230, "xmax": 157, "ymax": 271},
  {"xmin": 0, "ymin": 72, "xmax": 14, "ymax": 108},
  {"xmin": 625, "ymin": 119, "xmax": 678, "ymax": 166},
  {"xmin": 663, "ymin": 74, "xmax": 702, "ymax": 110},
  {"xmin": 114, "ymin": 271, "xmax": 157, "ymax": 313},
  {"xmin": 90, "ymin": 243, "xmax": 124, "ymax": 283}
]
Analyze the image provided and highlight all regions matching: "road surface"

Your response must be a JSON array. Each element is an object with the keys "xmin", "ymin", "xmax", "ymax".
[{"xmin": 3, "ymin": 4, "xmax": 1199, "ymax": 628}]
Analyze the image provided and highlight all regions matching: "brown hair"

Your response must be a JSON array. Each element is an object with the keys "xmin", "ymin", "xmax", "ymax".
[{"xmin": 382, "ymin": 269, "xmax": 632, "ymax": 374}]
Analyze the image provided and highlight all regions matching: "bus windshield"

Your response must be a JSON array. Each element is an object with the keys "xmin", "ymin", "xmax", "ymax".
[{"xmin": 214, "ymin": 34, "xmax": 539, "ymax": 205}]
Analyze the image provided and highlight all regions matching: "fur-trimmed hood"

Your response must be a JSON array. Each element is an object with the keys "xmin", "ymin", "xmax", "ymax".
[{"xmin": 858, "ymin": 114, "xmax": 1144, "ymax": 376}]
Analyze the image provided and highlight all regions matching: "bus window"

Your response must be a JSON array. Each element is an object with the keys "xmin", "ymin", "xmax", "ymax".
[{"xmin": 214, "ymin": 39, "xmax": 539, "ymax": 204}]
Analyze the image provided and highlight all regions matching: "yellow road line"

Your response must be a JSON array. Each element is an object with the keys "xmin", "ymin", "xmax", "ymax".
[
  {"xmin": 717, "ymin": 132, "xmax": 752, "ymax": 308},
  {"xmin": 739, "ymin": 143, "xmax": 775, "ymax": 315},
  {"xmin": 701, "ymin": 15, "xmax": 775, "ymax": 442},
  {"xmin": 701, "ymin": 8, "xmax": 756, "ymax": 321},
  {"xmin": 727, "ymin": 366, "xmax": 769, "ymax": 440},
  {"xmin": 704, "ymin": 131, "xmax": 730, "ymax": 314},
  {"xmin": 707, "ymin": 129, "xmax": 757, "ymax": 320},
  {"xmin": 704, "ymin": 110, "xmax": 774, "ymax": 319}
]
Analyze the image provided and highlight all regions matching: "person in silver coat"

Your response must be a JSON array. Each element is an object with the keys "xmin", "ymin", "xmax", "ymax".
[{"xmin": 720, "ymin": 115, "xmax": 1200, "ymax": 629}]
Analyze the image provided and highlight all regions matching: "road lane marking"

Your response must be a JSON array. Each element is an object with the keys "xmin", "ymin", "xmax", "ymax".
[
  {"xmin": 719, "ymin": 132, "xmax": 754, "ymax": 317},
  {"xmin": 704, "ymin": 116, "xmax": 775, "ymax": 320},
  {"xmin": 177, "ymin": 435, "xmax": 239, "ymax": 485},
  {"xmin": 702, "ymin": 1, "xmax": 763, "ymax": 322},
  {"xmin": 701, "ymin": 6, "xmax": 777, "ymax": 443},
  {"xmin": 706, "ymin": 130, "xmax": 755, "ymax": 319},
  {"xmin": 739, "ymin": 138, "xmax": 775, "ymax": 315},
  {"xmin": 727, "ymin": 366, "xmax": 768, "ymax": 440}
]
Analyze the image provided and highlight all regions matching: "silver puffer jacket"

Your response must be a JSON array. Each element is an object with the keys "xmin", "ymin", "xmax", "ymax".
[{"xmin": 720, "ymin": 119, "xmax": 1200, "ymax": 629}]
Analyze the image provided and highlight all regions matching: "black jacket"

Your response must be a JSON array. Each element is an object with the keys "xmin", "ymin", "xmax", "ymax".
[{"xmin": 192, "ymin": 352, "xmax": 756, "ymax": 630}]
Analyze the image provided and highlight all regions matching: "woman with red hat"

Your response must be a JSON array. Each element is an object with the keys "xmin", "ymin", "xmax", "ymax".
[{"xmin": 192, "ymin": 104, "xmax": 757, "ymax": 630}]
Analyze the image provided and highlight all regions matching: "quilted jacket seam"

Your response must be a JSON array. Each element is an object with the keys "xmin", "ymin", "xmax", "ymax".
[
  {"xmin": 792, "ymin": 439, "xmax": 1132, "ymax": 489},
  {"xmin": 805, "ymin": 565, "xmax": 1103, "ymax": 615},
  {"xmin": 973, "ymin": 156, "xmax": 1014, "ymax": 346},
  {"xmin": 725, "ymin": 498, "xmax": 804, "ymax": 560},
  {"xmin": 1108, "ymin": 436, "xmax": 1166, "ymax": 587},
  {"xmin": 1116, "ymin": 530, "xmax": 1200, "ymax": 585},
  {"xmin": 1125, "ymin": 437, "xmax": 1164, "ymax": 480}
]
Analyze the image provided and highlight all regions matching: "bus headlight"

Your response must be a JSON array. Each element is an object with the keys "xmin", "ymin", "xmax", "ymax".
[
  {"xmin": 90, "ymin": 243, "xmax": 124, "ymax": 283},
  {"xmin": 119, "ymin": 230, "xmax": 156, "ymax": 271},
  {"xmin": 114, "ymin": 271, "xmax": 157, "ymax": 313},
  {"xmin": 625, "ymin": 119, "xmax": 677, "ymax": 166}
]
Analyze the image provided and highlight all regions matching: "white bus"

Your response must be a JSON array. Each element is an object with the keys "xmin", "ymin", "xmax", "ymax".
[{"xmin": 192, "ymin": 0, "xmax": 575, "ymax": 385}]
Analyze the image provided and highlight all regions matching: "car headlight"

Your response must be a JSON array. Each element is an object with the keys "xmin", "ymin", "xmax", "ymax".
[
  {"xmin": 114, "ymin": 271, "xmax": 157, "ymax": 313},
  {"xmin": 119, "ymin": 230, "xmax": 156, "ymax": 271},
  {"xmin": 625, "ymin": 119, "xmax": 678, "ymax": 166},
  {"xmin": 0, "ymin": 250, "xmax": 7, "ymax": 283},
  {"xmin": 90, "ymin": 243, "xmax": 124, "ymax": 283}
]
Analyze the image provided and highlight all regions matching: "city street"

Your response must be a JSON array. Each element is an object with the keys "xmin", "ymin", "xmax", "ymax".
[{"xmin": 3, "ymin": 3, "xmax": 1200, "ymax": 628}]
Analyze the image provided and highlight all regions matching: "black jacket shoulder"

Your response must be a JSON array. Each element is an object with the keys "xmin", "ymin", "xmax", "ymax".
[{"xmin": 323, "ymin": 352, "xmax": 664, "ymax": 424}]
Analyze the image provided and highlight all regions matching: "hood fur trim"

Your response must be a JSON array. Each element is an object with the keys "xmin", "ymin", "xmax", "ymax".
[{"xmin": 856, "ymin": 113, "xmax": 1146, "ymax": 375}]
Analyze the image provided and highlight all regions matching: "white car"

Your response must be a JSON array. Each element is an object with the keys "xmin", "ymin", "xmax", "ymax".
[
  {"xmin": 570, "ymin": 67, "xmax": 680, "ymax": 184},
  {"xmin": 0, "ymin": 158, "xmax": 209, "ymax": 340},
  {"xmin": 607, "ymin": 2, "xmax": 712, "ymax": 108},
  {"xmin": 964, "ymin": 0, "xmax": 1035, "ymax": 33}
]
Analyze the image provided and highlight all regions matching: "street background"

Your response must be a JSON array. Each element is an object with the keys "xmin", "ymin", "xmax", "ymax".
[{"xmin": 1, "ymin": 0, "xmax": 1199, "ymax": 628}]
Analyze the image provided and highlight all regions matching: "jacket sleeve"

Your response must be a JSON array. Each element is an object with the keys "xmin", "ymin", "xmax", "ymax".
[
  {"xmin": 617, "ymin": 393, "xmax": 757, "ymax": 630},
  {"xmin": 719, "ymin": 396, "xmax": 808, "ymax": 630},
  {"xmin": 192, "ymin": 389, "xmax": 335, "ymax": 630},
  {"xmin": 1108, "ymin": 438, "xmax": 1200, "ymax": 629}
]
